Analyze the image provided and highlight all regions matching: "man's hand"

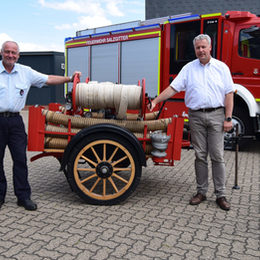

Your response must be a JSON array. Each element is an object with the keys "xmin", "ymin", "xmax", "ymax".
[
  {"xmin": 223, "ymin": 120, "xmax": 233, "ymax": 132},
  {"xmin": 146, "ymin": 86, "xmax": 177, "ymax": 112},
  {"xmin": 47, "ymin": 71, "xmax": 82, "ymax": 85},
  {"xmin": 71, "ymin": 71, "xmax": 82, "ymax": 82},
  {"xmin": 147, "ymin": 100, "xmax": 156, "ymax": 111}
]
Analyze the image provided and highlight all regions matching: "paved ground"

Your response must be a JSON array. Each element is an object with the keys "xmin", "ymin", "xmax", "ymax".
[{"xmin": 0, "ymin": 110, "xmax": 259, "ymax": 260}]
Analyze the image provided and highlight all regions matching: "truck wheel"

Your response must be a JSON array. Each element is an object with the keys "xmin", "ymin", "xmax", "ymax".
[
  {"xmin": 67, "ymin": 133, "xmax": 142, "ymax": 205},
  {"xmin": 224, "ymin": 106, "xmax": 251, "ymax": 150}
]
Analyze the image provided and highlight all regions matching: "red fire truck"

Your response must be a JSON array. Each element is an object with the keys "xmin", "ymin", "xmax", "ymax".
[{"xmin": 65, "ymin": 11, "xmax": 260, "ymax": 147}]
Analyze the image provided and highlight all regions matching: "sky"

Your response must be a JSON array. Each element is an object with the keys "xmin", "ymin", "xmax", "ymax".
[{"xmin": 0, "ymin": 0, "xmax": 145, "ymax": 52}]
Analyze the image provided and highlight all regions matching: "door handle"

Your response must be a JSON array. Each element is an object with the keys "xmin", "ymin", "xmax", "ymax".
[
  {"xmin": 232, "ymin": 72, "xmax": 244, "ymax": 76},
  {"xmin": 253, "ymin": 68, "xmax": 259, "ymax": 75}
]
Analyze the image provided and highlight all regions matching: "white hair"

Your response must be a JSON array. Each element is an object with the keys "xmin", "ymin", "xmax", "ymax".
[
  {"xmin": 193, "ymin": 34, "xmax": 211, "ymax": 47},
  {"xmin": 1, "ymin": 41, "xmax": 20, "ymax": 54}
]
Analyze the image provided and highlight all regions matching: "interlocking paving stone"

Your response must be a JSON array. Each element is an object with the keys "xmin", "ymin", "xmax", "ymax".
[{"xmin": 0, "ymin": 110, "xmax": 259, "ymax": 260}]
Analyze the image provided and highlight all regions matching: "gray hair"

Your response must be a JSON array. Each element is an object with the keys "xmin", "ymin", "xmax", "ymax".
[
  {"xmin": 1, "ymin": 41, "xmax": 20, "ymax": 54},
  {"xmin": 193, "ymin": 34, "xmax": 211, "ymax": 47}
]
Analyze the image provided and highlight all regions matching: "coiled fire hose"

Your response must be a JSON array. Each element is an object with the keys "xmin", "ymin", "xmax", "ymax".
[
  {"xmin": 44, "ymin": 124, "xmax": 154, "ymax": 154},
  {"xmin": 42, "ymin": 110, "xmax": 171, "ymax": 155},
  {"xmin": 75, "ymin": 82, "xmax": 142, "ymax": 119},
  {"xmin": 43, "ymin": 110, "xmax": 171, "ymax": 133}
]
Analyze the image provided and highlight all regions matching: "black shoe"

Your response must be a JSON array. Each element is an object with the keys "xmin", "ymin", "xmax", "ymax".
[
  {"xmin": 0, "ymin": 200, "xmax": 4, "ymax": 209},
  {"xmin": 17, "ymin": 199, "xmax": 37, "ymax": 211}
]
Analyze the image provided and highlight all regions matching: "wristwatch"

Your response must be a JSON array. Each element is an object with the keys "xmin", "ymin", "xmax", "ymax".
[{"xmin": 225, "ymin": 117, "xmax": 232, "ymax": 122}]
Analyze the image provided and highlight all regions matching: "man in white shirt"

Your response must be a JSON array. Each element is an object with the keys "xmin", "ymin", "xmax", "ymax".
[
  {"xmin": 149, "ymin": 34, "xmax": 234, "ymax": 211},
  {"xmin": 0, "ymin": 41, "xmax": 80, "ymax": 210}
]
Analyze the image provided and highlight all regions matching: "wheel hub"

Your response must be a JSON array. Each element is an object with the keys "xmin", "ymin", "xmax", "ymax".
[{"xmin": 96, "ymin": 162, "xmax": 113, "ymax": 178}]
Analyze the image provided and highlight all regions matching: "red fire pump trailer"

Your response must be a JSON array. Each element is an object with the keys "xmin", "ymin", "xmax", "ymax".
[{"xmin": 28, "ymin": 74, "xmax": 190, "ymax": 205}]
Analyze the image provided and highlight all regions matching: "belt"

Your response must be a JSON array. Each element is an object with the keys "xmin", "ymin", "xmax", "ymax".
[
  {"xmin": 191, "ymin": 106, "xmax": 224, "ymax": 112},
  {"xmin": 0, "ymin": 112, "xmax": 20, "ymax": 117}
]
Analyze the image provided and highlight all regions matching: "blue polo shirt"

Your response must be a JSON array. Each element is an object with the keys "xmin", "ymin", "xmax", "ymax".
[{"xmin": 0, "ymin": 61, "xmax": 48, "ymax": 112}]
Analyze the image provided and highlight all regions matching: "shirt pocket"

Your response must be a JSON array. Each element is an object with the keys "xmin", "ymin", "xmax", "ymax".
[{"xmin": 15, "ymin": 84, "xmax": 29, "ymax": 98}]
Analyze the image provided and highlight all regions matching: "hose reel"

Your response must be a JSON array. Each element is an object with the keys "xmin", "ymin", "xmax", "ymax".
[{"xmin": 70, "ymin": 75, "xmax": 146, "ymax": 119}]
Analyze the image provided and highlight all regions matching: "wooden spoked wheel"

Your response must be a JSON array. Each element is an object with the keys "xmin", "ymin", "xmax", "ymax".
[{"xmin": 67, "ymin": 134, "xmax": 142, "ymax": 205}]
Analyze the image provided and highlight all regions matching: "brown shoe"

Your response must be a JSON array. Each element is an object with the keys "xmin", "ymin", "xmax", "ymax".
[
  {"xmin": 216, "ymin": 197, "xmax": 230, "ymax": 211},
  {"xmin": 189, "ymin": 193, "xmax": 206, "ymax": 205}
]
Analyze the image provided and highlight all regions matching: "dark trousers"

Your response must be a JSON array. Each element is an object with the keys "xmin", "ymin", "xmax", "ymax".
[{"xmin": 0, "ymin": 115, "xmax": 31, "ymax": 201}]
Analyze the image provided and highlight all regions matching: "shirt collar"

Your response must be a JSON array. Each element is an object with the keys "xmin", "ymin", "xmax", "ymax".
[
  {"xmin": 0, "ymin": 60, "xmax": 18, "ymax": 74},
  {"xmin": 198, "ymin": 56, "xmax": 213, "ymax": 67},
  {"xmin": 0, "ymin": 61, "xmax": 5, "ymax": 73}
]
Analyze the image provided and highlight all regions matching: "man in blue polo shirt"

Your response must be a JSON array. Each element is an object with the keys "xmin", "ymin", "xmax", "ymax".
[{"xmin": 0, "ymin": 41, "xmax": 80, "ymax": 210}]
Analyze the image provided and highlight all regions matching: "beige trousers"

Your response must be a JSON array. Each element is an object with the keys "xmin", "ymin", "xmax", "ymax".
[{"xmin": 188, "ymin": 108, "xmax": 226, "ymax": 198}]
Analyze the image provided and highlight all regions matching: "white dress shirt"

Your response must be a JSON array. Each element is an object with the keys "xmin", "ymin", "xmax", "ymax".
[
  {"xmin": 0, "ymin": 61, "xmax": 48, "ymax": 112},
  {"xmin": 170, "ymin": 58, "xmax": 234, "ymax": 110}
]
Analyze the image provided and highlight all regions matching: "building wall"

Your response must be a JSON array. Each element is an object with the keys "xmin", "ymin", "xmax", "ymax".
[
  {"xmin": 145, "ymin": 0, "xmax": 260, "ymax": 19},
  {"xmin": 19, "ymin": 52, "xmax": 65, "ymax": 105}
]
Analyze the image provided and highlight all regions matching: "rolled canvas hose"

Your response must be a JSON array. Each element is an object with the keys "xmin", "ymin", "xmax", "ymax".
[
  {"xmin": 142, "ymin": 111, "xmax": 159, "ymax": 120},
  {"xmin": 44, "ymin": 136, "xmax": 153, "ymax": 154},
  {"xmin": 43, "ymin": 113, "xmax": 167, "ymax": 154},
  {"xmin": 45, "ymin": 124, "xmax": 81, "ymax": 137},
  {"xmin": 75, "ymin": 82, "xmax": 142, "ymax": 119},
  {"xmin": 43, "ymin": 110, "xmax": 171, "ymax": 132},
  {"xmin": 46, "ymin": 124, "xmax": 157, "ymax": 140},
  {"xmin": 117, "ymin": 84, "xmax": 128, "ymax": 119},
  {"xmin": 45, "ymin": 137, "xmax": 68, "ymax": 149},
  {"xmin": 89, "ymin": 111, "xmax": 159, "ymax": 120}
]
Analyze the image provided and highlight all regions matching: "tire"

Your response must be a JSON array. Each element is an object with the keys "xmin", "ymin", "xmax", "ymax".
[
  {"xmin": 224, "ymin": 106, "xmax": 252, "ymax": 150},
  {"xmin": 67, "ymin": 132, "xmax": 142, "ymax": 205}
]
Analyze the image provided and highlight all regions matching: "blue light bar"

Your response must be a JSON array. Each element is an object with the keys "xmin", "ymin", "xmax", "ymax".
[
  {"xmin": 111, "ymin": 28, "xmax": 133, "ymax": 35},
  {"xmin": 91, "ymin": 32, "xmax": 110, "ymax": 38},
  {"xmin": 65, "ymin": 34, "xmax": 90, "ymax": 43},
  {"xmin": 169, "ymin": 14, "xmax": 200, "ymax": 23},
  {"xmin": 134, "ymin": 23, "xmax": 161, "ymax": 31}
]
